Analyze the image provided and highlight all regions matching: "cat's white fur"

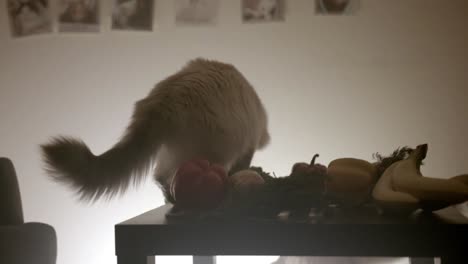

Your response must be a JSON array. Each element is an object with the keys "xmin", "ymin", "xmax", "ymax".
[{"xmin": 41, "ymin": 58, "xmax": 270, "ymax": 201}]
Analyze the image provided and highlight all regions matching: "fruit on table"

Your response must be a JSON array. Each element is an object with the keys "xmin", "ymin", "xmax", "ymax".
[
  {"xmin": 373, "ymin": 144, "xmax": 468, "ymax": 214},
  {"xmin": 291, "ymin": 154, "xmax": 327, "ymax": 176},
  {"xmin": 326, "ymin": 157, "xmax": 378, "ymax": 207},
  {"xmin": 230, "ymin": 169, "xmax": 265, "ymax": 191},
  {"xmin": 371, "ymin": 162, "xmax": 420, "ymax": 215},
  {"xmin": 171, "ymin": 159, "xmax": 228, "ymax": 210},
  {"xmin": 289, "ymin": 154, "xmax": 328, "ymax": 204}
]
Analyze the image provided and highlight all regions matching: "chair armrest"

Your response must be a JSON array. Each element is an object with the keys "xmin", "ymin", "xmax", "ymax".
[
  {"xmin": 0, "ymin": 157, "xmax": 24, "ymax": 225},
  {"xmin": 0, "ymin": 222, "xmax": 57, "ymax": 264}
]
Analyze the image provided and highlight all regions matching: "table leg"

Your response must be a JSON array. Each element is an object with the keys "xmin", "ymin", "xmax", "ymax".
[
  {"xmin": 409, "ymin": 258, "xmax": 435, "ymax": 264},
  {"xmin": 193, "ymin": 255, "xmax": 216, "ymax": 264},
  {"xmin": 117, "ymin": 255, "xmax": 155, "ymax": 264},
  {"xmin": 147, "ymin": 256, "xmax": 156, "ymax": 264},
  {"xmin": 440, "ymin": 255, "xmax": 466, "ymax": 264}
]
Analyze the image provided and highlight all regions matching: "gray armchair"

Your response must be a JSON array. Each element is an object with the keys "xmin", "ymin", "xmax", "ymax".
[{"xmin": 0, "ymin": 157, "xmax": 57, "ymax": 264}]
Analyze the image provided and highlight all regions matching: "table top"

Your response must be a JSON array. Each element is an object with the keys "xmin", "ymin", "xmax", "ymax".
[{"xmin": 115, "ymin": 204, "xmax": 468, "ymax": 257}]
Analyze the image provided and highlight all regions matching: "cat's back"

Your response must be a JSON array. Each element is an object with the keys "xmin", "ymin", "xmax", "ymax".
[
  {"xmin": 183, "ymin": 57, "xmax": 238, "ymax": 73},
  {"xmin": 143, "ymin": 58, "xmax": 269, "ymax": 166},
  {"xmin": 145, "ymin": 58, "xmax": 266, "ymax": 133},
  {"xmin": 148, "ymin": 58, "xmax": 264, "ymax": 113},
  {"xmin": 153, "ymin": 58, "xmax": 255, "ymax": 95}
]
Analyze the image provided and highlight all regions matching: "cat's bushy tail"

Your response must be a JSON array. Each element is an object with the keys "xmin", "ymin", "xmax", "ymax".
[{"xmin": 41, "ymin": 112, "xmax": 163, "ymax": 202}]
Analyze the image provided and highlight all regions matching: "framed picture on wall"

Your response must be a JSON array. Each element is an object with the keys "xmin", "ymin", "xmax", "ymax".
[
  {"xmin": 58, "ymin": 0, "xmax": 100, "ymax": 32},
  {"xmin": 112, "ymin": 0, "xmax": 155, "ymax": 31},
  {"xmin": 242, "ymin": 0, "xmax": 285, "ymax": 23},
  {"xmin": 175, "ymin": 0, "xmax": 220, "ymax": 26},
  {"xmin": 315, "ymin": 0, "xmax": 359, "ymax": 15},
  {"xmin": 6, "ymin": 0, "xmax": 52, "ymax": 38}
]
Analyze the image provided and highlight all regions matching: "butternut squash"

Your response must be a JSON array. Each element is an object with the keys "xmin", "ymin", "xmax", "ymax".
[{"xmin": 326, "ymin": 158, "xmax": 377, "ymax": 207}]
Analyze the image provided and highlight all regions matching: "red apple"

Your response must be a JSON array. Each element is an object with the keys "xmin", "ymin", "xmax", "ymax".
[{"xmin": 171, "ymin": 159, "xmax": 228, "ymax": 210}]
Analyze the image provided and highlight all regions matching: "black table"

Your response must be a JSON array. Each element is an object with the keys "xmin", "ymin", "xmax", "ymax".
[{"xmin": 115, "ymin": 204, "xmax": 468, "ymax": 264}]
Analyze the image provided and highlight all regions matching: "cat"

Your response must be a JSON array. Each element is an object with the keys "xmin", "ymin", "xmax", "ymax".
[{"xmin": 41, "ymin": 58, "xmax": 271, "ymax": 202}]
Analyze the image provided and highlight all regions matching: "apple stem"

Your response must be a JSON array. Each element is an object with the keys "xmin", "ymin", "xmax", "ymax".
[{"xmin": 311, "ymin": 154, "xmax": 319, "ymax": 165}]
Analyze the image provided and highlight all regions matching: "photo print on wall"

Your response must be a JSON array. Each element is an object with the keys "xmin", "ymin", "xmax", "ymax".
[
  {"xmin": 58, "ymin": 0, "xmax": 100, "ymax": 32},
  {"xmin": 6, "ymin": 0, "xmax": 52, "ymax": 38},
  {"xmin": 175, "ymin": 0, "xmax": 220, "ymax": 26},
  {"xmin": 112, "ymin": 0, "xmax": 154, "ymax": 31},
  {"xmin": 242, "ymin": 0, "xmax": 285, "ymax": 23},
  {"xmin": 315, "ymin": 0, "xmax": 359, "ymax": 15}
]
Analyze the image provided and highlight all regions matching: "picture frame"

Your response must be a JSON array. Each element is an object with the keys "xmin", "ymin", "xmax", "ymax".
[
  {"xmin": 315, "ymin": 0, "xmax": 359, "ymax": 15},
  {"xmin": 112, "ymin": 0, "xmax": 155, "ymax": 31},
  {"xmin": 7, "ymin": 0, "xmax": 52, "ymax": 38},
  {"xmin": 175, "ymin": 0, "xmax": 220, "ymax": 26},
  {"xmin": 58, "ymin": 0, "xmax": 100, "ymax": 33},
  {"xmin": 242, "ymin": 0, "xmax": 286, "ymax": 23}
]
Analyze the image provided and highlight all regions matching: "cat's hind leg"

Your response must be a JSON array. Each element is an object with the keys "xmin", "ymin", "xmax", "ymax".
[
  {"xmin": 228, "ymin": 149, "xmax": 254, "ymax": 176},
  {"xmin": 153, "ymin": 147, "xmax": 180, "ymax": 204}
]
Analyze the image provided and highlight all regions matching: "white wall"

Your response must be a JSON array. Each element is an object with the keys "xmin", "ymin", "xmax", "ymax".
[{"xmin": 0, "ymin": 1, "xmax": 467, "ymax": 264}]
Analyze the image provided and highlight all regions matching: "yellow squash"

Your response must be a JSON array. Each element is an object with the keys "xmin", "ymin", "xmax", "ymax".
[{"xmin": 326, "ymin": 158, "xmax": 378, "ymax": 207}]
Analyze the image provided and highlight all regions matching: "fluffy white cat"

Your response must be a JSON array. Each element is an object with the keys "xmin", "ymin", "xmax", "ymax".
[{"xmin": 41, "ymin": 58, "xmax": 270, "ymax": 202}]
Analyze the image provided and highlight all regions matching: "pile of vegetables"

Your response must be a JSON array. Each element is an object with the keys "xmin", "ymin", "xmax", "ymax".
[{"xmin": 168, "ymin": 144, "xmax": 468, "ymax": 219}]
